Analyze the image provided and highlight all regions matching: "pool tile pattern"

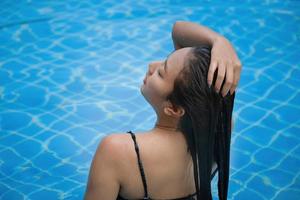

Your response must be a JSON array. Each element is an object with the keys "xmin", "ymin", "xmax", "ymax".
[{"xmin": 0, "ymin": 0, "xmax": 299, "ymax": 199}]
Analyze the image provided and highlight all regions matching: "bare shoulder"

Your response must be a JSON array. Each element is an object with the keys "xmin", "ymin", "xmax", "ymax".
[
  {"xmin": 98, "ymin": 132, "xmax": 148, "ymax": 177},
  {"xmin": 98, "ymin": 133, "xmax": 132, "ymax": 158},
  {"xmin": 98, "ymin": 132, "xmax": 146, "ymax": 162}
]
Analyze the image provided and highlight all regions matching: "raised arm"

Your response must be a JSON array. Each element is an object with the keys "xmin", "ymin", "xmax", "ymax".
[
  {"xmin": 172, "ymin": 21, "xmax": 219, "ymax": 49},
  {"xmin": 171, "ymin": 21, "xmax": 242, "ymax": 97}
]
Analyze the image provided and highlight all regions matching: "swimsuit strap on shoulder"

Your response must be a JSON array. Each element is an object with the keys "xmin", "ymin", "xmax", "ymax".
[{"xmin": 127, "ymin": 130, "xmax": 150, "ymax": 199}]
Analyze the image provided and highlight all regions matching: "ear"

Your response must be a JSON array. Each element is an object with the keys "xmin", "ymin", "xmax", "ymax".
[{"xmin": 163, "ymin": 101, "xmax": 185, "ymax": 118}]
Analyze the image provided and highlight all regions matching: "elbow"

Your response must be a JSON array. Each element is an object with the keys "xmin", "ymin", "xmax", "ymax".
[
  {"xmin": 172, "ymin": 20, "xmax": 189, "ymax": 39},
  {"xmin": 172, "ymin": 21, "xmax": 184, "ymax": 33},
  {"xmin": 172, "ymin": 21, "xmax": 184, "ymax": 48},
  {"xmin": 173, "ymin": 20, "xmax": 185, "ymax": 26}
]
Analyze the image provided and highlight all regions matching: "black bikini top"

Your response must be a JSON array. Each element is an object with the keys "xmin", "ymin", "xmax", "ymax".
[{"xmin": 117, "ymin": 130, "xmax": 217, "ymax": 200}]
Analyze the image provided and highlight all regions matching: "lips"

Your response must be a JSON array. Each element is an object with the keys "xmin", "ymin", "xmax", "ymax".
[{"xmin": 143, "ymin": 76, "xmax": 147, "ymax": 84}]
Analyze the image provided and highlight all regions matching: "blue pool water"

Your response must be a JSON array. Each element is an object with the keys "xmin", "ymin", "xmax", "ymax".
[{"xmin": 0, "ymin": 0, "xmax": 299, "ymax": 199}]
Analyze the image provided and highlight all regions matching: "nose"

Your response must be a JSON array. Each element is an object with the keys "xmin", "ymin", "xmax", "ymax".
[
  {"xmin": 147, "ymin": 63, "xmax": 155, "ymax": 76},
  {"xmin": 147, "ymin": 61, "xmax": 161, "ymax": 76}
]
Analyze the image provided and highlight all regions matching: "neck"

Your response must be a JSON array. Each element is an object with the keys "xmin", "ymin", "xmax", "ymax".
[
  {"xmin": 153, "ymin": 114, "xmax": 179, "ymax": 132},
  {"xmin": 154, "ymin": 123, "xmax": 178, "ymax": 131}
]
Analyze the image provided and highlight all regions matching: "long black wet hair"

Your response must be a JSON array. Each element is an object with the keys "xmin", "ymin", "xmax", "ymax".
[{"xmin": 166, "ymin": 45, "xmax": 235, "ymax": 200}]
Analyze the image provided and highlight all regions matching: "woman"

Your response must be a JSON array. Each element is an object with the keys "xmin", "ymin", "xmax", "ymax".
[{"xmin": 84, "ymin": 21, "xmax": 242, "ymax": 200}]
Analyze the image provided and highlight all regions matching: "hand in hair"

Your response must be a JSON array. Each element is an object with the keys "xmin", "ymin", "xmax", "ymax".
[
  {"xmin": 208, "ymin": 36, "xmax": 242, "ymax": 97},
  {"xmin": 172, "ymin": 21, "xmax": 242, "ymax": 97}
]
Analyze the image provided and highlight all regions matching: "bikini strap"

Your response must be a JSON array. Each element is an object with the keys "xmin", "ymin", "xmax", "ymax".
[{"xmin": 127, "ymin": 130, "xmax": 150, "ymax": 199}]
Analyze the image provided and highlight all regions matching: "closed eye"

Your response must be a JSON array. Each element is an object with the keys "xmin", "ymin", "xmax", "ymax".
[
  {"xmin": 157, "ymin": 70, "xmax": 162, "ymax": 77},
  {"xmin": 158, "ymin": 61, "xmax": 166, "ymax": 78}
]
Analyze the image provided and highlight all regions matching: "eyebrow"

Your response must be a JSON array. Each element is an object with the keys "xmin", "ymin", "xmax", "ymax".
[
  {"xmin": 164, "ymin": 51, "xmax": 173, "ymax": 75},
  {"xmin": 164, "ymin": 59, "xmax": 168, "ymax": 75}
]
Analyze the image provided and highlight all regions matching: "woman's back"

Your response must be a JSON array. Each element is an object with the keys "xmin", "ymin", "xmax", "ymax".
[{"xmin": 117, "ymin": 129, "xmax": 197, "ymax": 199}]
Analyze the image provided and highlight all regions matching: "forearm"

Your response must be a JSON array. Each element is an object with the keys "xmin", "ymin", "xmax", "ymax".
[{"xmin": 172, "ymin": 21, "xmax": 221, "ymax": 49}]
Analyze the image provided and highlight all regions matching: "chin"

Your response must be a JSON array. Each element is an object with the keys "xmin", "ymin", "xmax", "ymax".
[
  {"xmin": 140, "ymin": 84, "xmax": 145, "ymax": 97},
  {"xmin": 140, "ymin": 85, "xmax": 149, "ymax": 102},
  {"xmin": 140, "ymin": 82, "xmax": 144, "ymax": 92}
]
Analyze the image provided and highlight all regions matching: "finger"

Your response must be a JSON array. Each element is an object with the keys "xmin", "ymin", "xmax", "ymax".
[
  {"xmin": 214, "ymin": 63, "xmax": 226, "ymax": 93},
  {"xmin": 207, "ymin": 61, "xmax": 218, "ymax": 87},
  {"xmin": 230, "ymin": 66, "xmax": 241, "ymax": 94},
  {"xmin": 222, "ymin": 63, "xmax": 234, "ymax": 97},
  {"xmin": 230, "ymin": 75, "xmax": 236, "ymax": 95}
]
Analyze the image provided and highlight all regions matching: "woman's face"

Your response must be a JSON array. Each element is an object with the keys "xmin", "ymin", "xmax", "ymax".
[{"xmin": 140, "ymin": 47, "xmax": 192, "ymax": 116}]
